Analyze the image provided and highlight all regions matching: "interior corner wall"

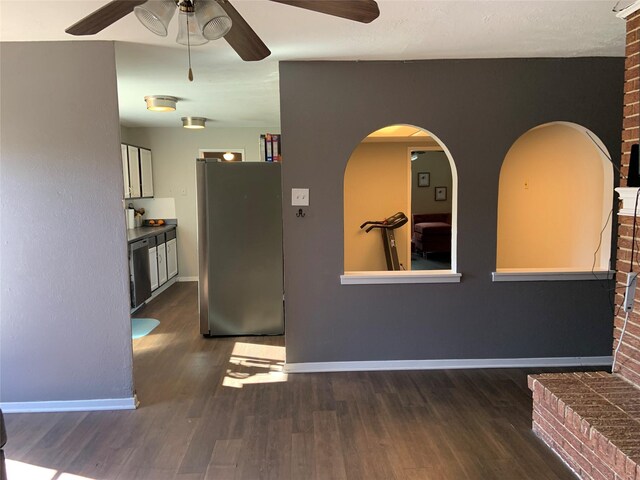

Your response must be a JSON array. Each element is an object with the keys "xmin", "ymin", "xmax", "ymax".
[
  {"xmin": 0, "ymin": 41, "xmax": 134, "ymax": 403},
  {"xmin": 280, "ymin": 58, "xmax": 623, "ymax": 364},
  {"xmin": 496, "ymin": 124, "xmax": 607, "ymax": 270},
  {"xmin": 120, "ymin": 126, "xmax": 279, "ymax": 279}
]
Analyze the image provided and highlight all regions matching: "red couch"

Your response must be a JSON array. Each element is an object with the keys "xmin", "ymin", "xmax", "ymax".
[{"xmin": 413, "ymin": 213, "xmax": 452, "ymax": 256}]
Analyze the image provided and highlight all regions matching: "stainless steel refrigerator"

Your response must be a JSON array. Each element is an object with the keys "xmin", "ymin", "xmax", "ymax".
[{"xmin": 197, "ymin": 160, "xmax": 284, "ymax": 336}]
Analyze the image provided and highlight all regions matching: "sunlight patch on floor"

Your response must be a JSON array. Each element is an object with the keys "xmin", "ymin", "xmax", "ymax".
[
  {"xmin": 223, "ymin": 342, "xmax": 287, "ymax": 389},
  {"xmin": 231, "ymin": 342, "xmax": 286, "ymax": 362},
  {"xmin": 131, "ymin": 332, "xmax": 170, "ymax": 352},
  {"xmin": 6, "ymin": 460, "xmax": 96, "ymax": 480}
]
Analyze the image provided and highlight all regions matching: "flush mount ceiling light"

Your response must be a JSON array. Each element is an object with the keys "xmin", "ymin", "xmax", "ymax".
[
  {"xmin": 182, "ymin": 117, "xmax": 207, "ymax": 129},
  {"xmin": 223, "ymin": 152, "xmax": 235, "ymax": 161},
  {"xmin": 145, "ymin": 95, "xmax": 178, "ymax": 112}
]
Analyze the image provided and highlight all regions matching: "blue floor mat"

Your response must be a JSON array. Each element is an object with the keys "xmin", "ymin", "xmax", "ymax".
[{"xmin": 132, "ymin": 318, "xmax": 160, "ymax": 339}]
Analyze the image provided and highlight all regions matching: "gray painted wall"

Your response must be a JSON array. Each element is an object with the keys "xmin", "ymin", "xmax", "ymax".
[
  {"xmin": 280, "ymin": 58, "xmax": 623, "ymax": 364},
  {"xmin": 0, "ymin": 41, "xmax": 134, "ymax": 402}
]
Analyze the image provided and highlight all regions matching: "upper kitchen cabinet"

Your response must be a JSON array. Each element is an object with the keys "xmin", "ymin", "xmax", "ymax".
[
  {"xmin": 121, "ymin": 144, "xmax": 153, "ymax": 199},
  {"xmin": 139, "ymin": 148, "xmax": 154, "ymax": 197}
]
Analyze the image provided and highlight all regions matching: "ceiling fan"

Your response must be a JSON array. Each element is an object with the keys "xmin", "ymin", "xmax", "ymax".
[{"xmin": 65, "ymin": 0, "xmax": 381, "ymax": 62}]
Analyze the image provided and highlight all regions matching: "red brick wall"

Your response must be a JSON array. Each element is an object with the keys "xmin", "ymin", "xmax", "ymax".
[
  {"xmin": 615, "ymin": 11, "xmax": 640, "ymax": 387},
  {"xmin": 529, "ymin": 373, "xmax": 640, "ymax": 480}
]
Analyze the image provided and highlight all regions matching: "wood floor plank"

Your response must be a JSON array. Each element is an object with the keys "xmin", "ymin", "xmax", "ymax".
[
  {"xmin": 265, "ymin": 417, "xmax": 292, "ymax": 480},
  {"xmin": 204, "ymin": 439, "xmax": 242, "ymax": 480},
  {"xmin": 3, "ymin": 282, "xmax": 584, "ymax": 480},
  {"xmin": 313, "ymin": 410, "xmax": 348, "ymax": 480},
  {"xmin": 290, "ymin": 432, "xmax": 315, "ymax": 480}
]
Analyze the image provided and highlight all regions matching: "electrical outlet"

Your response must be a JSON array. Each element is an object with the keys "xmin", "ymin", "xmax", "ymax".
[
  {"xmin": 292, "ymin": 188, "xmax": 309, "ymax": 206},
  {"xmin": 624, "ymin": 272, "xmax": 638, "ymax": 312}
]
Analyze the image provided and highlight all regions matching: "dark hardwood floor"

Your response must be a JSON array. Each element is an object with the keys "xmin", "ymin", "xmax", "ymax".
[{"xmin": 4, "ymin": 282, "xmax": 580, "ymax": 479}]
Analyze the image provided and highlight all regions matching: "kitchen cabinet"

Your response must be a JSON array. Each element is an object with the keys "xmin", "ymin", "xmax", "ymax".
[
  {"xmin": 149, "ymin": 245, "xmax": 159, "ymax": 291},
  {"xmin": 121, "ymin": 144, "xmax": 131, "ymax": 199},
  {"xmin": 140, "ymin": 148, "xmax": 154, "ymax": 198},
  {"xmin": 127, "ymin": 226, "xmax": 177, "ymax": 305},
  {"xmin": 121, "ymin": 144, "xmax": 153, "ymax": 199},
  {"xmin": 167, "ymin": 237, "xmax": 178, "ymax": 279},
  {"xmin": 157, "ymin": 234, "xmax": 168, "ymax": 286},
  {"xmin": 127, "ymin": 146, "xmax": 141, "ymax": 198}
]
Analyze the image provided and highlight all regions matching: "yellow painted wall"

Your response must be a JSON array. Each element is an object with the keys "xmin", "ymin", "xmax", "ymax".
[
  {"xmin": 497, "ymin": 124, "xmax": 609, "ymax": 270},
  {"xmin": 344, "ymin": 142, "xmax": 423, "ymax": 271}
]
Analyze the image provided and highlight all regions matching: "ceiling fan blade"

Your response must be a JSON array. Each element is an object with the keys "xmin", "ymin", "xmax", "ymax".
[
  {"xmin": 269, "ymin": 0, "xmax": 379, "ymax": 23},
  {"xmin": 218, "ymin": 0, "xmax": 271, "ymax": 61},
  {"xmin": 66, "ymin": 0, "xmax": 148, "ymax": 36}
]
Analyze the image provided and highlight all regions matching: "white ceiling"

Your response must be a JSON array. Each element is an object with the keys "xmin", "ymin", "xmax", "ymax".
[{"xmin": 0, "ymin": 1, "xmax": 627, "ymax": 128}]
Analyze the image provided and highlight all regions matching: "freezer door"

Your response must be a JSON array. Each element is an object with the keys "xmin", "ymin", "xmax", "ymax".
[{"xmin": 198, "ymin": 161, "xmax": 284, "ymax": 336}]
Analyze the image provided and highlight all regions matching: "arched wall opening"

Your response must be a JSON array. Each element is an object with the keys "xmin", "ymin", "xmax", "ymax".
[
  {"xmin": 343, "ymin": 124, "xmax": 459, "ymax": 277},
  {"xmin": 496, "ymin": 122, "xmax": 613, "ymax": 273}
]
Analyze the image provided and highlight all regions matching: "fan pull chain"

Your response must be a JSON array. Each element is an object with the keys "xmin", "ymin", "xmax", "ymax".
[{"xmin": 187, "ymin": 12, "xmax": 194, "ymax": 82}]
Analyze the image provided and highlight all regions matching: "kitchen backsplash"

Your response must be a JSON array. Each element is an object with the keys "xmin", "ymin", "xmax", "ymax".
[{"xmin": 129, "ymin": 197, "xmax": 176, "ymax": 220}]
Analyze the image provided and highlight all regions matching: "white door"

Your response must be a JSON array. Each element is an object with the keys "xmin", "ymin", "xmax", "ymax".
[
  {"xmin": 140, "ymin": 148, "xmax": 154, "ymax": 198},
  {"xmin": 166, "ymin": 238, "xmax": 178, "ymax": 279},
  {"xmin": 128, "ymin": 146, "xmax": 141, "ymax": 198},
  {"xmin": 157, "ymin": 242, "xmax": 168, "ymax": 286},
  {"xmin": 121, "ymin": 144, "xmax": 131, "ymax": 198},
  {"xmin": 149, "ymin": 246, "xmax": 159, "ymax": 291}
]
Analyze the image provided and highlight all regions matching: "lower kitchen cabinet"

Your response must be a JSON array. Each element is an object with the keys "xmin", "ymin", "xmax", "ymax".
[
  {"xmin": 136, "ymin": 227, "xmax": 178, "ymax": 297},
  {"xmin": 166, "ymin": 237, "xmax": 178, "ymax": 279},
  {"xmin": 149, "ymin": 245, "xmax": 159, "ymax": 291},
  {"xmin": 129, "ymin": 226, "xmax": 178, "ymax": 311},
  {"xmin": 157, "ymin": 238, "xmax": 168, "ymax": 286}
]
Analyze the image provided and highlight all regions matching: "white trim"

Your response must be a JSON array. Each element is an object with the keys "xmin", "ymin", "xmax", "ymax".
[
  {"xmin": 177, "ymin": 276, "xmax": 198, "ymax": 282},
  {"xmin": 284, "ymin": 356, "xmax": 613, "ymax": 374},
  {"xmin": 616, "ymin": 1, "xmax": 640, "ymax": 18},
  {"xmin": 492, "ymin": 270, "xmax": 614, "ymax": 282},
  {"xmin": 0, "ymin": 396, "xmax": 137, "ymax": 413},
  {"xmin": 150, "ymin": 276, "xmax": 177, "ymax": 298},
  {"xmin": 341, "ymin": 271, "xmax": 461, "ymax": 285},
  {"xmin": 615, "ymin": 187, "xmax": 640, "ymax": 216}
]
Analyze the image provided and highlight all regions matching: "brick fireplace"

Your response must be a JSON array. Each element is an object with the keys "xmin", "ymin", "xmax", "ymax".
[
  {"xmin": 528, "ymin": 6, "xmax": 640, "ymax": 480},
  {"xmin": 615, "ymin": 8, "xmax": 640, "ymax": 387}
]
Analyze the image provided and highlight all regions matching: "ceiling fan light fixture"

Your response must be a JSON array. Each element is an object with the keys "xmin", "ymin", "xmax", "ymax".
[
  {"xmin": 176, "ymin": 11, "xmax": 209, "ymax": 46},
  {"xmin": 182, "ymin": 117, "xmax": 207, "ymax": 129},
  {"xmin": 145, "ymin": 95, "xmax": 178, "ymax": 112},
  {"xmin": 197, "ymin": 0, "xmax": 232, "ymax": 40},
  {"xmin": 134, "ymin": 0, "xmax": 176, "ymax": 37}
]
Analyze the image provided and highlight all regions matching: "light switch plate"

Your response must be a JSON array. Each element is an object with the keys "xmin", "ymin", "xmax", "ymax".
[{"xmin": 292, "ymin": 188, "xmax": 309, "ymax": 206}]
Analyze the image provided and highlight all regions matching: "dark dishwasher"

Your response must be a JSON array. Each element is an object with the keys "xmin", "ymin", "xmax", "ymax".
[{"xmin": 130, "ymin": 238, "xmax": 151, "ymax": 309}]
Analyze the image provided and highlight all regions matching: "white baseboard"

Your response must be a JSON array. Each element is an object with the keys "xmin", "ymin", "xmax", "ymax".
[
  {"xmin": 0, "ymin": 396, "xmax": 137, "ymax": 413},
  {"xmin": 284, "ymin": 356, "xmax": 613, "ymax": 373},
  {"xmin": 177, "ymin": 276, "xmax": 198, "ymax": 282},
  {"xmin": 149, "ymin": 276, "xmax": 178, "ymax": 299}
]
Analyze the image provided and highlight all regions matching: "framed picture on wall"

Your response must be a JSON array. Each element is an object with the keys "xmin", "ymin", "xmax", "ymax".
[
  {"xmin": 435, "ymin": 186, "xmax": 447, "ymax": 201},
  {"xmin": 417, "ymin": 172, "xmax": 430, "ymax": 187}
]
